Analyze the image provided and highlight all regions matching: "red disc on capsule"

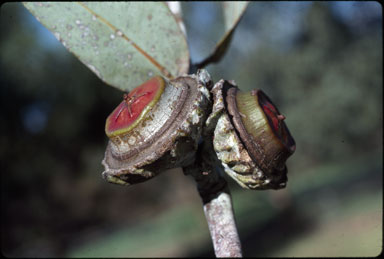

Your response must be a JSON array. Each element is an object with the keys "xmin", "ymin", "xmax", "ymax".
[{"xmin": 105, "ymin": 76, "xmax": 165, "ymax": 136}]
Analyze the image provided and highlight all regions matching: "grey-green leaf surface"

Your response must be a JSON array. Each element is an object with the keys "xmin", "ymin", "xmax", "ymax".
[
  {"xmin": 196, "ymin": 1, "xmax": 249, "ymax": 69},
  {"xmin": 222, "ymin": 1, "xmax": 249, "ymax": 32},
  {"xmin": 23, "ymin": 2, "xmax": 189, "ymax": 92}
]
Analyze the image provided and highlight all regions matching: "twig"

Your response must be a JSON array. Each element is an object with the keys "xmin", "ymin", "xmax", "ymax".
[
  {"xmin": 203, "ymin": 190, "xmax": 243, "ymax": 257},
  {"xmin": 183, "ymin": 139, "xmax": 243, "ymax": 257}
]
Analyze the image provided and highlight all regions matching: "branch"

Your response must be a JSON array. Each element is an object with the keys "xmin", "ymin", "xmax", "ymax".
[
  {"xmin": 203, "ymin": 190, "xmax": 243, "ymax": 257},
  {"xmin": 183, "ymin": 138, "xmax": 243, "ymax": 257}
]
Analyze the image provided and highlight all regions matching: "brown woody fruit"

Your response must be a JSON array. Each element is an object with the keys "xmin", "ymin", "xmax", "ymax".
[
  {"xmin": 102, "ymin": 70, "xmax": 211, "ymax": 186},
  {"xmin": 210, "ymin": 80, "xmax": 295, "ymax": 190}
]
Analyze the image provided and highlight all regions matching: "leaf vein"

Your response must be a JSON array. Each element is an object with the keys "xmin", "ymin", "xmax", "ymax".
[{"xmin": 77, "ymin": 2, "xmax": 173, "ymax": 78}]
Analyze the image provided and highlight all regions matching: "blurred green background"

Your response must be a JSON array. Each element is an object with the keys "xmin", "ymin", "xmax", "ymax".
[{"xmin": 1, "ymin": 2, "xmax": 382, "ymax": 257}]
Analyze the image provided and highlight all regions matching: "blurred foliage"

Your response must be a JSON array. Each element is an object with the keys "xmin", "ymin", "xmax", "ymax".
[{"xmin": 1, "ymin": 2, "xmax": 382, "ymax": 257}]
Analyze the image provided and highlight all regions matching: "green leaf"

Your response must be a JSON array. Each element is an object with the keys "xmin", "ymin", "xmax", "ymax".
[
  {"xmin": 22, "ymin": 2, "xmax": 189, "ymax": 92},
  {"xmin": 222, "ymin": 1, "xmax": 249, "ymax": 31},
  {"xmin": 196, "ymin": 1, "xmax": 249, "ymax": 69}
]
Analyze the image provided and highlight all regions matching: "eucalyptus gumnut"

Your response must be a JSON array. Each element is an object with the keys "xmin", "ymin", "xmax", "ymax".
[
  {"xmin": 209, "ymin": 80, "xmax": 295, "ymax": 190},
  {"xmin": 102, "ymin": 70, "xmax": 211, "ymax": 185}
]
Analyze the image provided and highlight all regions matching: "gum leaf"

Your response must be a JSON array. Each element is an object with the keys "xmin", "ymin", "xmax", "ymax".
[
  {"xmin": 196, "ymin": 1, "xmax": 249, "ymax": 68},
  {"xmin": 23, "ymin": 2, "xmax": 189, "ymax": 92}
]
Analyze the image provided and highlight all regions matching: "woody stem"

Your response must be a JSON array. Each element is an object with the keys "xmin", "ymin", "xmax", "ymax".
[{"xmin": 183, "ymin": 141, "xmax": 242, "ymax": 257}]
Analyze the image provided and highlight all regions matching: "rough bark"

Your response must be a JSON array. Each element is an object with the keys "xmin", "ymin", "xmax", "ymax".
[
  {"xmin": 183, "ymin": 138, "xmax": 243, "ymax": 257},
  {"xmin": 203, "ymin": 191, "xmax": 243, "ymax": 257}
]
